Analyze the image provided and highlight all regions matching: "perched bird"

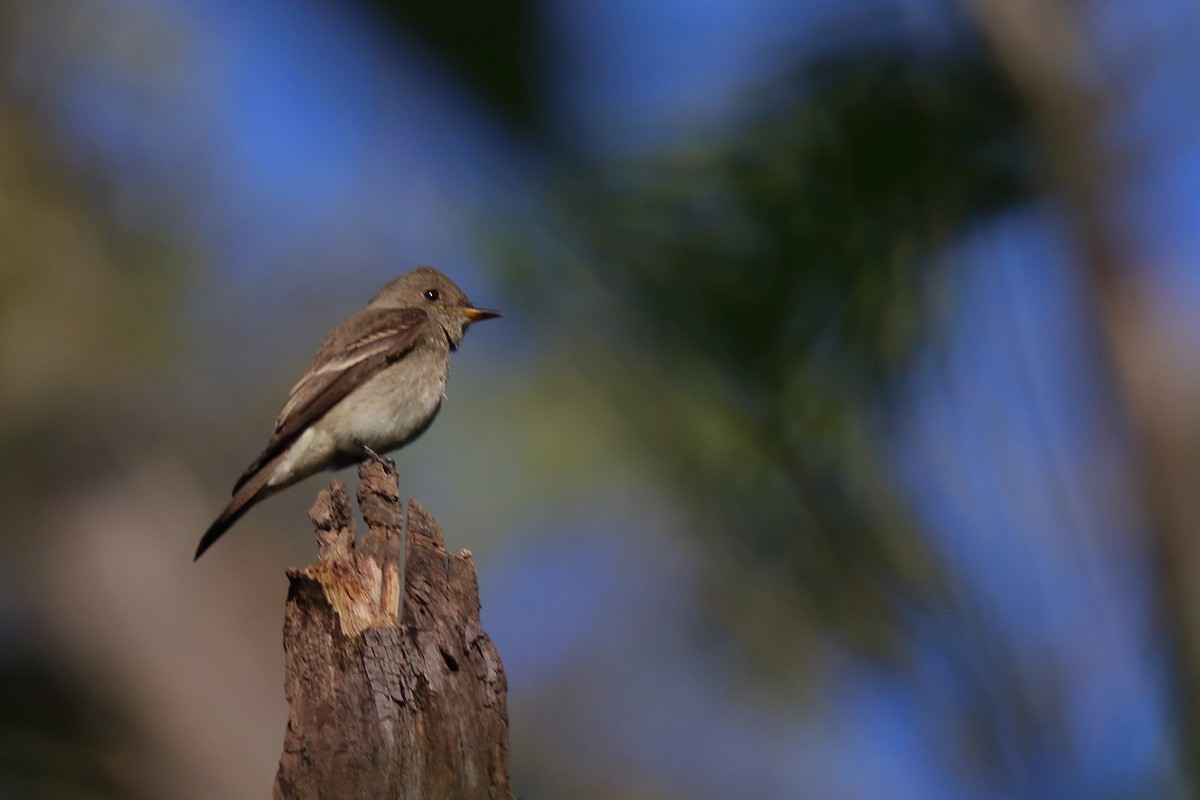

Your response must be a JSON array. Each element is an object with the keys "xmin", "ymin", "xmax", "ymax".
[{"xmin": 195, "ymin": 266, "xmax": 500, "ymax": 559}]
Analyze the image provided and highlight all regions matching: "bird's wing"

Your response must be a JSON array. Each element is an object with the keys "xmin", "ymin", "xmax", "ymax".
[{"xmin": 231, "ymin": 306, "xmax": 428, "ymax": 495}]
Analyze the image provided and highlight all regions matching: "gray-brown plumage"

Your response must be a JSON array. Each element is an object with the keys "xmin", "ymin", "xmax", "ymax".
[{"xmin": 195, "ymin": 266, "xmax": 500, "ymax": 559}]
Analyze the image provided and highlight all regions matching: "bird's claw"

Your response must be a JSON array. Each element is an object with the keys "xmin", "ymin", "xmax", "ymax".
[{"xmin": 353, "ymin": 438, "xmax": 396, "ymax": 473}]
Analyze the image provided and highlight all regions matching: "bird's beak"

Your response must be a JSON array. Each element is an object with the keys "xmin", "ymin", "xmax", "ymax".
[{"xmin": 463, "ymin": 307, "xmax": 502, "ymax": 322}]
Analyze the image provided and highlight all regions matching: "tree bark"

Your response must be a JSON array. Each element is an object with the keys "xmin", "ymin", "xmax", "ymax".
[{"xmin": 273, "ymin": 460, "xmax": 515, "ymax": 800}]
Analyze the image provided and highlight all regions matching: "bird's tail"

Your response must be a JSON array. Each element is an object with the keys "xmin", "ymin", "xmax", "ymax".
[{"xmin": 194, "ymin": 452, "xmax": 286, "ymax": 560}]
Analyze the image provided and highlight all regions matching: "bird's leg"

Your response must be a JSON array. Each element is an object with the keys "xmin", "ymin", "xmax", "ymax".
[{"xmin": 353, "ymin": 438, "xmax": 396, "ymax": 473}]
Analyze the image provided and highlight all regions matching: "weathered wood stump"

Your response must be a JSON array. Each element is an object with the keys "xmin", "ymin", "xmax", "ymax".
[{"xmin": 273, "ymin": 460, "xmax": 514, "ymax": 800}]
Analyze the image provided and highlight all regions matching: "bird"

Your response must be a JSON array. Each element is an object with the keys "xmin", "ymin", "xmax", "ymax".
[{"xmin": 194, "ymin": 266, "xmax": 500, "ymax": 559}]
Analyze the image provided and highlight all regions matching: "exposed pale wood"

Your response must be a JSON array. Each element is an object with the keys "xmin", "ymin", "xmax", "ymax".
[{"xmin": 274, "ymin": 460, "xmax": 515, "ymax": 800}]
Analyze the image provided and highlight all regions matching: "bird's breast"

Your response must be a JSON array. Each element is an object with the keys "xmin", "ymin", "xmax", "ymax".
[{"xmin": 318, "ymin": 345, "xmax": 449, "ymax": 455}]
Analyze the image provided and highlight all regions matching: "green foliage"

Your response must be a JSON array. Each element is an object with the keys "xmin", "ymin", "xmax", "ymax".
[
  {"xmin": 354, "ymin": 0, "xmax": 545, "ymax": 133},
  {"xmin": 540, "ymin": 43, "xmax": 1036, "ymax": 664},
  {"xmin": 571, "ymin": 44, "xmax": 1032, "ymax": 380}
]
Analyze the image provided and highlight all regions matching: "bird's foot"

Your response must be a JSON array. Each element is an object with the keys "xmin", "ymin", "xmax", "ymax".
[{"xmin": 353, "ymin": 438, "xmax": 396, "ymax": 473}]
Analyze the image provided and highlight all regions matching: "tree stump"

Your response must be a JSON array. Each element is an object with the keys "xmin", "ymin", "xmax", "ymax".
[{"xmin": 273, "ymin": 460, "xmax": 514, "ymax": 800}]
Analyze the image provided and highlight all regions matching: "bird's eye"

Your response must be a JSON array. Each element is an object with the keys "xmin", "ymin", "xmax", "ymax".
[{"xmin": 423, "ymin": 289, "xmax": 440, "ymax": 301}]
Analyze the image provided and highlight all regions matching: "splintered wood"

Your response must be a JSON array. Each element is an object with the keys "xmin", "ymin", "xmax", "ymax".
[{"xmin": 274, "ymin": 460, "xmax": 514, "ymax": 800}]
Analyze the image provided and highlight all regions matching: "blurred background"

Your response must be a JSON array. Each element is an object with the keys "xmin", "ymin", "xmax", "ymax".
[{"xmin": 1, "ymin": 0, "xmax": 1198, "ymax": 797}]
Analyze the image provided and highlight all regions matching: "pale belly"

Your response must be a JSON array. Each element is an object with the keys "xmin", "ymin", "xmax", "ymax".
[{"xmin": 268, "ymin": 354, "xmax": 448, "ymax": 486}]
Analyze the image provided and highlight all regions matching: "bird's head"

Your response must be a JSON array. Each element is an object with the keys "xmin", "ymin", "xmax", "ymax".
[{"xmin": 370, "ymin": 266, "xmax": 501, "ymax": 348}]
